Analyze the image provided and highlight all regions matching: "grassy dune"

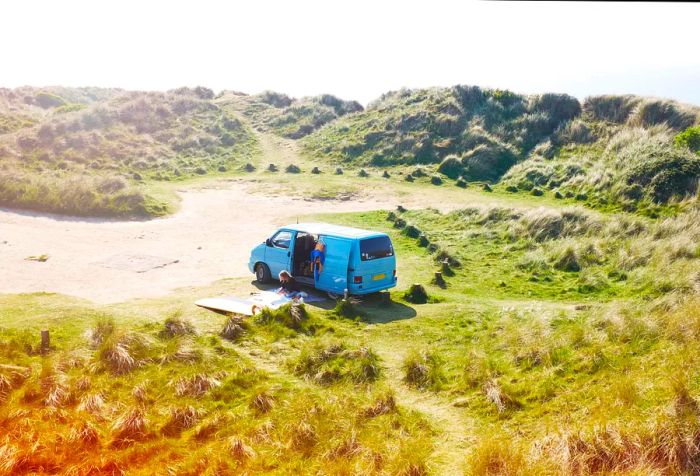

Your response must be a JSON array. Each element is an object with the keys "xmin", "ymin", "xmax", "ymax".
[
  {"xmin": 2, "ymin": 84, "xmax": 700, "ymax": 474},
  {"xmin": 0, "ymin": 87, "xmax": 258, "ymax": 217},
  {"xmin": 2, "ymin": 196, "xmax": 700, "ymax": 474}
]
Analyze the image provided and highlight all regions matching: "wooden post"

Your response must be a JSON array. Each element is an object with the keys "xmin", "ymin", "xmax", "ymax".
[
  {"xmin": 441, "ymin": 259, "xmax": 452, "ymax": 276},
  {"xmin": 381, "ymin": 292, "xmax": 391, "ymax": 306},
  {"xmin": 433, "ymin": 272, "xmax": 446, "ymax": 287},
  {"xmin": 40, "ymin": 329, "xmax": 50, "ymax": 354}
]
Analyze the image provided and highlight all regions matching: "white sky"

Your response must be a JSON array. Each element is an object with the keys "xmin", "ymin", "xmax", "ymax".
[{"xmin": 3, "ymin": 0, "xmax": 699, "ymax": 105}]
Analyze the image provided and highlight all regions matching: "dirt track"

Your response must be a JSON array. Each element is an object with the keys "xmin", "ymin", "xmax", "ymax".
[{"xmin": 0, "ymin": 181, "xmax": 413, "ymax": 303}]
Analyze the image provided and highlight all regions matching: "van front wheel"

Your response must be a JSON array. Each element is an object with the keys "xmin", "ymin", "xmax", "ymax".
[{"xmin": 255, "ymin": 263, "xmax": 271, "ymax": 284}]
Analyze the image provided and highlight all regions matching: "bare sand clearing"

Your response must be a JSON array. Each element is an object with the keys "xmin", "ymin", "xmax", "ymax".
[{"xmin": 0, "ymin": 181, "xmax": 430, "ymax": 303}]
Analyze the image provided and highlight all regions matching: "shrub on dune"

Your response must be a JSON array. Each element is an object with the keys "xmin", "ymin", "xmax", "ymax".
[
  {"xmin": 229, "ymin": 437, "xmax": 256, "ymax": 460},
  {"xmin": 97, "ymin": 332, "xmax": 152, "ymax": 375},
  {"xmin": 111, "ymin": 407, "xmax": 148, "ymax": 445},
  {"xmin": 159, "ymin": 313, "xmax": 196, "ymax": 339},
  {"xmin": 174, "ymin": 373, "xmax": 222, "ymax": 397},
  {"xmin": 402, "ymin": 350, "xmax": 445, "ymax": 390},
  {"xmin": 161, "ymin": 406, "xmax": 201, "ymax": 436},
  {"xmin": 290, "ymin": 340, "xmax": 382, "ymax": 385}
]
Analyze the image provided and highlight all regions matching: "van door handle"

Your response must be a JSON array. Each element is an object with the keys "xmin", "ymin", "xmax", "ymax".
[{"xmin": 287, "ymin": 251, "xmax": 290, "ymax": 257}]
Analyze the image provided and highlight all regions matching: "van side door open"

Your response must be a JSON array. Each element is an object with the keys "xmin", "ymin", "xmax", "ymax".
[{"xmin": 314, "ymin": 235, "xmax": 352, "ymax": 293}]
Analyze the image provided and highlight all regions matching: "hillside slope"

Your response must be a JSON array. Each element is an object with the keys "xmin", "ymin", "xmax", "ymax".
[
  {"xmin": 302, "ymin": 86, "xmax": 700, "ymax": 213},
  {"xmin": 218, "ymin": 90, "xmax": 363, "ymax": 139},
  {"xmin": 0, "ymin": 87, "xmax": 257, "ymax": 217}
]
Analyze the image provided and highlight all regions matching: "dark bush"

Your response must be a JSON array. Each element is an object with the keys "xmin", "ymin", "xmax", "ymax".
[
  {"xmin": 334, "ymin": 167, "xmax": 343, "ymax": 175},
  {"xmin": 430, "ymin": 175, "xmax": 443, "ymax": 185},
  {"xmin": 436, "ymin": 250, "xmax": 461, "ymax": 268},
  {"xmin": 554, "ymin": 191, "xmax": 564, "ymax": 199},
  {"xmin": 437, "ymin": 155, "xmax": 463, "ymax": 178},
  {"xmin": 404, "ymin": 174, "xmax": 415, "ymax": 182},
  {"xmin": 268, "ymin": 163, "xmax": 278, "ymax": 172},
  {"xmin": 461, "ymin": 143, "xmax": 518, "ymax": 181},
  {"xmin": 455, "ymin": 177, "xmax": 467, "ymax": 188},
  {"xmin": 244, "ymin": 163, "xmax": 255, "ymax": 172},
  {"xmin": 418, "ymin": 234, "xmax": 429, "ymax": 247},
  {"xmin": 506, "ymin": 185, "xmax": 518, "ymax": 193},
  {"xmin": 529, "ymin": 93, "xmax": 581, "ymax": 125},
  {"xmin": 483, "ymin": 183, "xmax": 493, "ymax": 192},
  {"xmin": 382, "ymin": 170, "xmax": 390, "ymax": 178},
  {"xmin": 531, "ymin": 188, "xmax": 544, "ymax": 196},
  {"xmin": 258, "ymin": 91, "xmax": 292, "ymax": 108},
  {"xmin": 623, "ymin": 151, "xmax": 700, "ymax": 202},
  {"xmin": 285, "ymin": 164, "xmax": 301, "ymax": 173},
  {"xmin": 403, "ymin": 224, "xmax": 421, "ymax": 238},
  {"xmin": 311, "ymin": 166, "xmax": 321, "ymax": 174},
  {"xmin": 358, "ymin": 169, "xmax": 369, "ymax": 177},
  {"xmin": 404, "ymin": 284, "xmax": 429, "ymax": 304}
]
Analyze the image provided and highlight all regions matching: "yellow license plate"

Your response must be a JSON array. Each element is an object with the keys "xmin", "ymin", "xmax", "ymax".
[{"xmin": 372, "ymin": 273, "xmax": 386, "ymax": 281}]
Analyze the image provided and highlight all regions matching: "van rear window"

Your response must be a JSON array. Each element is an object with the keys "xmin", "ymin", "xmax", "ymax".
[{"xmin": 360, "ymin": 236, "xmax": 394, "ymax": 261}]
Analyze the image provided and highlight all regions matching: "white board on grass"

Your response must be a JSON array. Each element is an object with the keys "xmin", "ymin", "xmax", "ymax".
[{"xmin": 195, "ymin": 297, "xmax": 262, "ymax": 316}]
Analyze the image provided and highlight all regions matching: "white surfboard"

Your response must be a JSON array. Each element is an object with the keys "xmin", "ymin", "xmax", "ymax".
[{"xmin": 195, "ymin": 297, "xmax": 263, "ymax": 316}]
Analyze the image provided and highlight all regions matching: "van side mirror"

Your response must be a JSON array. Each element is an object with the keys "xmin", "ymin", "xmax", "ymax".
[{"xmin": 265, "ymin": 238, "xmax": 272, "ymax": 247}]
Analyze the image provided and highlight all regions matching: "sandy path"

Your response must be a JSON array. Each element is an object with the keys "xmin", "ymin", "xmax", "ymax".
[{"xmin": 0, "ymin": 181, "xmax": 413, "ymax": 303}]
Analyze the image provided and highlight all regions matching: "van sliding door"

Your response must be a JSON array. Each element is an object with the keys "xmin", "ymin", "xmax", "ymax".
[{"xmin": 315, "ymin": 236, "xmax": 352, "ymax": 293}]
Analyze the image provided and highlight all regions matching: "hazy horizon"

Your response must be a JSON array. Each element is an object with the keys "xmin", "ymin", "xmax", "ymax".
[{"xmin": 3, "ymin": 0, "xmax": 699, "ymax": 106}]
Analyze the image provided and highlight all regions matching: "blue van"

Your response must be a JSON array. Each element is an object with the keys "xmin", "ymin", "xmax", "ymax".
[{"xmin": 248, "ymin": 223, "xmax": 397, "ymax": 295}]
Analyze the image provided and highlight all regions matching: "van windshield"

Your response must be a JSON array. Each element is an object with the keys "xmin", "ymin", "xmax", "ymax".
[{"xmin": 360, "ymin": 236, "xmax": 394, "ymax": 261}]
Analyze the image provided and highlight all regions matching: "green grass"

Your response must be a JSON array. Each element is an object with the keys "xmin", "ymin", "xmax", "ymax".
[
  {"xmin": 2, "ymin": 189, "xmax": 700, "ymax": 473},
  {"xmin": 0, "ymin": 291, "xmax": 433, "ymax": 474}
]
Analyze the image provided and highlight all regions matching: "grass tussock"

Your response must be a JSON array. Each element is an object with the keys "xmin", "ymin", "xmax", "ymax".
[
  {"xmin": 331, "ymin": 299, "xmax": 363, "ymax": 320},
  {"xmin": 402, "ymin": 350, "xmax": 446, "ymax": 391},
  {"xmin": 159, "ymin": 312, "xmax": 196, "ymax": 339},
  {"xmin": 290, "ymin": 340, "xmax": 382, "ymax": 385},
  {"xmin": 220, "ymin": 315, "xmax": 249, "ymax": 341},
  {"xmin": 68, "ymin": 421, "xmax": 101, "ymax": 447},
  {"xmin": 229, "ymin": 437, "xmax": 256, "ymax": 460},
  {"xmin": 161, "ymin": 405, "xmax": 202, "ymax": 436},
  {"xmin": 174, "ymin": 373, "xmax": 223, "ymax": 397},
  {"xmin": 255, "ymin": 303, "xmax": 312, "ymax": 334},
  {"xmin": 96, "ymin": 332, "xmax": 152, "ymax": 375},
  {"xmin": 111, "ymin": 407, "xmax": 149, "ymax": 445}
]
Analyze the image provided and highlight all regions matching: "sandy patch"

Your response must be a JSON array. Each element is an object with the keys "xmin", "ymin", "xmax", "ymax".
[{"xmin": 0, "ymin": 181, "xmax": 419, "ymax": 303}]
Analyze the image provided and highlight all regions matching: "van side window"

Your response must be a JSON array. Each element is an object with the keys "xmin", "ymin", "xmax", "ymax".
[
  {"xmin": 271, "ymin": 231, "xmax": 292, "ymax": 249},
  {"xmin": 360, "ymin": 236, "xmax": 394, "ymax": 261}
]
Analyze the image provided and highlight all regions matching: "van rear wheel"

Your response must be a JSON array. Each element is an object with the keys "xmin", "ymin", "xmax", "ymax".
[{"xmin": 255, "ymin": 263, "xmax": 271, "ymax": 284}]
